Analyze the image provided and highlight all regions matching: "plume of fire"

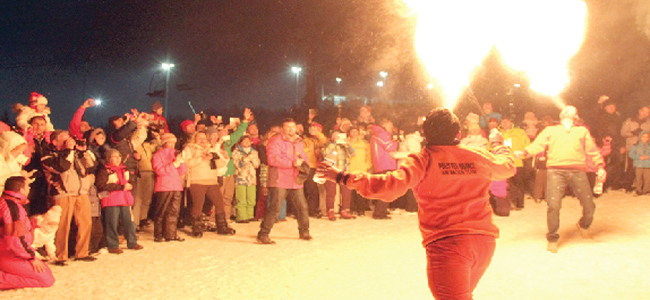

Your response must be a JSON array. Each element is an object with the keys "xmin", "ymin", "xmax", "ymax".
[{"xmin": 404, "ymin": 0, "xmax": 587, "ymax": 109}]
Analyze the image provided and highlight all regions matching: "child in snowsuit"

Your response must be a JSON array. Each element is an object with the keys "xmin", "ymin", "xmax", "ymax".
[{"xmin": 232, "ymin": 136, "xmax": 261, "ymax": 222}]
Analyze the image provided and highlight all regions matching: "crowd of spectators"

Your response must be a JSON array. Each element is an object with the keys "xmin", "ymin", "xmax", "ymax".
[{"xmin": 0, "ymin": 91, "xmax": 642, "ymax": 289}]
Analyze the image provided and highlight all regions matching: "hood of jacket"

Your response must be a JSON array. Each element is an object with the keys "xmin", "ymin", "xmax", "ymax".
[{"xmin": 0, "ymin": 131, "xmax": 27, "ymax": 160}]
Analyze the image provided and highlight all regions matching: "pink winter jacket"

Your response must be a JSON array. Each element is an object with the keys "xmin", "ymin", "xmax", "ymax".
[
  {"xmin": 0, "ymin": 191, "xmax": 36, "ymax": 260},
  {"xmin": 266, "ymin": 134, "xmax": 308, "ymax": 189},
  {"xmin": 369, "ymin": 125, "xmax": 398, "ymax": 173},
  {"xmin": 96, "ymin": 164, "xmax": 134, "ymax": 208},
  {"xmin": 153, "ymin": 148, "xmax": 186, "ymax": 192}
]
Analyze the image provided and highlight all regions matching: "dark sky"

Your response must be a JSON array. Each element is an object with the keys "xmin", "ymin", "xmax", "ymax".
[{"xmin": 1, "ymin": 0, "xmax": 650, "ymax": 128}]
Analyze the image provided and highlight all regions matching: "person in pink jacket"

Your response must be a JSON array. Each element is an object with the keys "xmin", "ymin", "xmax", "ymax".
[
  {"xmin": 369, "ymin": 120, "xmax": 398, "ymax": 219},
  {"xmin": 96, "ymin": 149, "xmax": 143, "ymax": 254},
  {"xmin": 257, "ymin": 118, "xmax": 311, "ymax": 244},
  {"xmin": 317, "ymin": 108, "xmax": 515, "ymax": 299},
  {"xmin": 152, "ymin": 133, "xmax": 187, "ymax": 242},
  {"xmin": 0, "ymin": 176, "xmax": 55, "ymax": 290}
]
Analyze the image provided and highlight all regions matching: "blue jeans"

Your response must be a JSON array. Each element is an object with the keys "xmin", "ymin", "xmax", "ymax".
[
  {"xmin": 546, "ymin": 169, "xmax": 596, "ymax": 242},
  {"xmin": 259, "ymin": 187, "xmax": 309, "ymax": 237},
  {"xmin": 104, "ymin": 206, "xmax": 137, "ymax": 249},
  {"xmin": 266, "ymin": 190, "xmax": 286, "ymax": 220}
]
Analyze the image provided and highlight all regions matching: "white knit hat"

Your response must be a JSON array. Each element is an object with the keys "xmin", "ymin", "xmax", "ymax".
[
  {"xmin": 465, "ymin": 112, "xmax": 480, "ymax": 124},
  {"xmin": 161, "ymin": 133, "xmax": 177, "ymax": 146}
]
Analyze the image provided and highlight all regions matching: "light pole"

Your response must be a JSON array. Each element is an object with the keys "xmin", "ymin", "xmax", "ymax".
[
  {"xmin": 336, "ymin": 77, "xmax": 342, "ymax": 95},
  {"xmin": 292, "ymin": 66, "xmax": 302, "ymax": 105},
  {"xmin": 162, "ymin": 62, "xmax": 175, "ymax": 119}
]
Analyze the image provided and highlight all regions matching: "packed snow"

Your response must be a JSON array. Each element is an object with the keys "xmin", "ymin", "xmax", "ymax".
[{"xmin": 4, "ymin": 190, "xmax": 650, "ymax": 300}]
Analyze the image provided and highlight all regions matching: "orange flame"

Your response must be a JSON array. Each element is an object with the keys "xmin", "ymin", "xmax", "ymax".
[{"xmin": 404, "ymin": 1, "xmax": 587, "ymax": 109}]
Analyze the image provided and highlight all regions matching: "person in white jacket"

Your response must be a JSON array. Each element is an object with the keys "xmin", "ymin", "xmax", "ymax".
[
  {"xmin": 0, "ymin": 131, "xmax": 30, "ymax": 194},
  {"xmin": 14, "ymin": 92, "xmax": 55, "ymax": 132},
  {"xmin": 182, "ymin": 129, "xmax": 234, "ymax": 237},
  {"xmin": 390, "ymin": 124, "xmax": 424, "ymax": 213},
  {"xmin": 460, "ymin": 123, "xmax": 488, "ymax": 150}
]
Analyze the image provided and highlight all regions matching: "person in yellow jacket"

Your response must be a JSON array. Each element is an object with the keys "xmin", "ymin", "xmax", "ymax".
[
  {"xmin": 347, "ymin": 126, "xmax": 372, "ymax": 216},
  {"xmin": 499, "ymin": 117, "xmax": 531, "ymax": 209},
  {"xmin": 516, "ymin": 106, "xmax": 605, "ymax": 253}
]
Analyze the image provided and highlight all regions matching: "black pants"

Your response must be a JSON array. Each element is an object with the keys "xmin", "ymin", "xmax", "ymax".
[
  {"xmin": 372, "ymin": 170, "xmax": 394, "ymax": 218},
  {"xmin": 259, "ymin": 187, "xmax": 309, "ymax": 237},
  {"xmin": 303, "ymin": 168, "xmax": 321, "ymax": 215},
  {"xmin": 27, "ymin": 176, "xmax": 49, "ymax": 216},
  {"xmin": 350, "ymin": 190, "xmax": 370, "ymax": 215},
  {"xmin": 154, "ymin": 191, "xmax": 182, "ymax": 239},
  {"xmin": 89, "ymin": 216, "xmax": 104, "ymax": 253}
]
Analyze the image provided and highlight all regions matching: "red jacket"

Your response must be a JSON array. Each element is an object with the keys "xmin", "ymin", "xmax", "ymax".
[
  {"xmin": 151, "ymin": 113, "xmax": 170, "ymax": 133},
  {"xmin": 153, "ymin": 148, "xmax": 186, "ymax": 192},
  {"xmin": 68, "ymin": 106, "xmax": 86, "ymax": 140},
  {"xmin": 347, "ymin": 145, "xmax": 515, "ymax": 247},
  {"xmin": 266, "ymin": 134, "xmax": 308, "ymax": 189},
  {"xmin": 96, "ymin": 164, "xmax": 134, "ymax": 208}
]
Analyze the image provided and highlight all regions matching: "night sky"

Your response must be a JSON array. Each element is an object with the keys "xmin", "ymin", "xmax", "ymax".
[{"xmin": 1, "ymin": 0, "xmax": 650, "ymax": 128}]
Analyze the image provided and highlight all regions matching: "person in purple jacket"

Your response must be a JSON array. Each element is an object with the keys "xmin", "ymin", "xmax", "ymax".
[
  {"xmin": 152, "ymin": 133, "xmax": 187, "ymax": 242},
  {"xmin": 0, "ymin": 176, "xmax": 54, "ymax": 290},
  {"xmin": 369, "ymin": 119, "xmax": 398, "ymax": 219},
  {"xmin": 257, "ymin": 118, "xmax": 311, "ymax": 244}
]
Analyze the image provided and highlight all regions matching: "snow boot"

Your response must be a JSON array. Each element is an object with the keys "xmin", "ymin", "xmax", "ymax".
[
  {"xmin": 340, "ymin": 209, "xmax": 357, "ymax": 219},
  {"xmin": 299, "ymin": 230, "xmax": 313, "ymax": 241},
  {"xmin": 327, "ymin": 210, "xmax": 337, "ymax": 221},
  {"xmin": 191, "ymin": 215, "xmax": 204, "ymax": 238},
  {"xmin": 216, "ymin": 213, "xmax": 236, "ymax": 235}
]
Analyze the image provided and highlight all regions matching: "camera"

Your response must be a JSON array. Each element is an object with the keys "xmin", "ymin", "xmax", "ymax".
[{"xmin": 209, "ymin": 153, "xmax": 220, "ymax": 170}]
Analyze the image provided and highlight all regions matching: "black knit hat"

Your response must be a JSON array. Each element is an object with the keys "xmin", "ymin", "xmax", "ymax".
[{"xmin": 423, "ymin": 108, "xmax": 460, "ymax": 146}]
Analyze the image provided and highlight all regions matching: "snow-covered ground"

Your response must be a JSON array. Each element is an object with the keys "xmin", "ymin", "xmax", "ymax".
[{"xmin": 5, "ymin": 190, "xmax": 650, "ymax": 299}]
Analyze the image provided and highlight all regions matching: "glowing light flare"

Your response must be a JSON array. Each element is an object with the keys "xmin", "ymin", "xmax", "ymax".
[
  {"xmin": 495, "ymin": 0, "xmax": 587, "ymax": 98},
  {"xmin": 403, "ymin": 0, "xmax": 587, "ymax": 109},
  {"xmin": 407, "ymin": 1, "xmax": 495, "ymax": 108}
]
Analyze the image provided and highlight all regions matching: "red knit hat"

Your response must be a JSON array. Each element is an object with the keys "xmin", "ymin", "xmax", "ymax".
[
  {"xmin": 30, "ymin": 92, "xmax": 47, "ymax": 106},
  {"xmin": 180, "ymin": 120, "xmax": 194, "ymax": 132}
]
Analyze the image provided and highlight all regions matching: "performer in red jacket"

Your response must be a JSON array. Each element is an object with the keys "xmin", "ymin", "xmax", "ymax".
[{"xmin": 317, "ymin": 108, "xmax": 515, "ymax": 299}]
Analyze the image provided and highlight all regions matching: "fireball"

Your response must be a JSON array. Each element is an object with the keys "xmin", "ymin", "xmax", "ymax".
[{"xmin": 404, "ymin": 0, "xmax": 588, "ymax": 109}]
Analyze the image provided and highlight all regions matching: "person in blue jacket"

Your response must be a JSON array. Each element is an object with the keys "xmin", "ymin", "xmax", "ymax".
[{"xmin": 629, "ymin": 131, "xmax": 650, "ymax": 196}]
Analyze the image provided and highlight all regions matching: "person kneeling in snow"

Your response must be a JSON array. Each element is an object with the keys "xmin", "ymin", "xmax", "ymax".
[
  {"xmin": 317, "ymin": 108, "xmax": 515, "ymax": 299},
  {"xmin": 0, "ymin": 176, "xmax": 55, "ymax": 290}
]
